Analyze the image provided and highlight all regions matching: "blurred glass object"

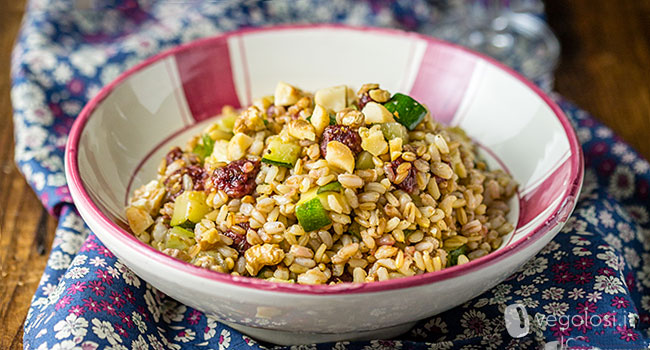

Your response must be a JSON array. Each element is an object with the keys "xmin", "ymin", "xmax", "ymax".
[{"xmin": 424, "ymin": 0, "xmax": 559, "ymax": 92}]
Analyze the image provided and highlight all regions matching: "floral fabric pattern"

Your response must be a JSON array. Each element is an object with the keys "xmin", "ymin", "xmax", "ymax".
[{"xmin": 12, "ymin": 1, "xmax": 650, "ymax": 349}]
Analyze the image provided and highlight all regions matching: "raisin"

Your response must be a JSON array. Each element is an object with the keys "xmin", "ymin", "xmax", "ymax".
[
  {"xmin": 165, "ymin": 147, "xmax": 183, "ymax": 165},
  {"xmin": 207, "ymin": 159, "xmax": 261, "ymax": 198},
  {"xmin": 320, "ymin": 125, "xmax": 362, "ymax": 157},
  {"xmin": 385, "ymin": 157, "xmax": 417, "ymax": 193},
  {"xmin": 222, "ymin": 224, "xmax": 252, "ymax": 254}
]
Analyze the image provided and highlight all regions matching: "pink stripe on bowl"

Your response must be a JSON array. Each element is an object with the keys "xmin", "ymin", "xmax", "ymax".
[
  {"xmin": 519, "ymin": 157, "xmax": 574, "ymax": 227},
  {"xmin": 176, "ymin": 36, "xmax": 241, "ymax": 122},
  {"xmin": 409, "ymin": 44, "xmax": 477, "ymax": 124}
]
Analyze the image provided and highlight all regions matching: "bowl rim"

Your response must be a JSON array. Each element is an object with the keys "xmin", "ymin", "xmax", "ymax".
[{"xmin": 65, "ymin": 24, "xmax": 584, "ymax": 295}]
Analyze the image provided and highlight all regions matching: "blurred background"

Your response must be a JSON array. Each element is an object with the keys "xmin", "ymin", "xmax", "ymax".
[{"xmin": 1, "ymin": 0, "xmax": 649, "ymax": 348}]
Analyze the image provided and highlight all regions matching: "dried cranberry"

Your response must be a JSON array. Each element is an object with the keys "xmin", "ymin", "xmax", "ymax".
[
  {"xmin": 320, "ymin": 125, "xmax": 362, "ymax": 157},
  {"xmin": 165, "ymin": 147, "xmax": 183, "ymax": 165},
  {"xmin": 207, "ymin": 159, "xmax": 261, "ymax": 198},
  {"xmin": 185, "ymin": 165, "xmax": 208, "ymax": 191},
  {"xmin": 385, "ymin": 157, "xmax": 417, "ymax": 193},
  {"xmin": 358, "ymin": 93, "xmax": 372, "ymax": 110},
  {"xmin": 222, "ymin": 225, "xmax": 252, "ymax": 254}
]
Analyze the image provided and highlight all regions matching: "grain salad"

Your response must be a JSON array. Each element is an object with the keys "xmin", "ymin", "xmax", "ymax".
[{"xmin": 125, "ymin": 82, "xmax": 517, "ymax": 284}]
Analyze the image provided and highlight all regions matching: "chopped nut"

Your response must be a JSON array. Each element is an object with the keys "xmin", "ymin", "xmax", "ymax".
[
  {"xmin": 359, "ymin": 125, "xmax": 389, "ymax": 157},
  {"xmin": 245, "ymin": 243, "xmax": 285, "ymax": 275},
  {"xmin": 227, "ymin": 133, "xmax": 253, "ymax": 161},
  {"xmin": 252, "ymin": 95, "xmax": 274, "ymax": 113},
  {"xmin": 207, "ymin": 140, "xmax": 229, "ymax": 163},
  {"xmin": 288, "ymin": 119, "xmax": 316, "ymax": 141},
  {"xmin": 198, "ymin": 228, "xmax": 221, "ymax": 250},
  {"xmin": 129, "ymin": 180, "xmax": 166, "ymax": 215},
  {"xmin": 126, "ymin": 206, "xmax": 154, "ymax": 234},
  {"xmin": 389, "ymin": 138, "xmax": 403, "ymax": 161},
  {"xmin": 361, "ymin": 102, "xmax": 395, "ymax": 124},
  {"xmin": 369, "ymin": 89, "xmax": 391, "ymax": 103},
  {"xmin": 234, "ymin": 106, "xmax": 266, "ymax": 134},
  {"xmin": 296, "ymin": 96, "xmax": 312, "ymax": 109},
  {"xmin": 310, "ymin": 104, "xmax": 329, "ymax": 136},
  {"xmin": 357, "ymin": 83, "xmax": 379, "ymax": 95},
  {"xmin": 326, "ymin": 141, "xmax": 355, "ymax": 173},
  {"xmin": 274, "ymin": 81, "xmax": 301, "ymax": 106},
  {"xmin": 315, "ymin": 85, "xmax": 347, "ymax": 112},
  {"xmin": 337, "ymin": 109, "xmax": 365, "ymax": 128}
]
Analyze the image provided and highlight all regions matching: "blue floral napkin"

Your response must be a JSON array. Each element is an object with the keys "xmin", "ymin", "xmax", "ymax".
[{"xmin": 13, "ymin": 1, "xmax": 650, "ymax": 349}]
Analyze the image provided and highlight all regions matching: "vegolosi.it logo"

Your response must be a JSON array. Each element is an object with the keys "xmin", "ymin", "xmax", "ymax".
[{"xmin": 504, "ymin": 303, "xmax": 642, "ymax": 350}]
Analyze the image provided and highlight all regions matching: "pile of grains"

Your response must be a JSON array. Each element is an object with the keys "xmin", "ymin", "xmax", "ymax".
[{"xmin": 126, "ymin": 82, "xmax": 517, "ymax": 284}]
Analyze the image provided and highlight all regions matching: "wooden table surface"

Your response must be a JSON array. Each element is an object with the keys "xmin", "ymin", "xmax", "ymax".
[{"xmin": 1, "ymin": 1, "xmax": 649, "ymax": 348}]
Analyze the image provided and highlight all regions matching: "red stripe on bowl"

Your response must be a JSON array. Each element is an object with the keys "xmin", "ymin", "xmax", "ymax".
[
  {"xmin": 519, "ymin": 157, "xmax": 573, "ymax": 226},
  {"xmin": 175, "ymin": 37, "xmax": 240, "ymax": 122},
  {"xmin": 409, "ymin": 44, "xmax": 477, "ymax": 124}
]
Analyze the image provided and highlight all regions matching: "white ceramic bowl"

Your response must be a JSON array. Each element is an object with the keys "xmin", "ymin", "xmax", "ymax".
[{"xmin": 65, "ymin": 25, "xmax": 583, "ymax": 345}]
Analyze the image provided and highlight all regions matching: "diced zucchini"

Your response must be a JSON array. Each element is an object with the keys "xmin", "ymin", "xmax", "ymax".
[
  {"xmin": 261, "ymin": 136, "xmax": 302, "ymax": 168},
  {"xmin": 192, "ymin": 134, "xmax": 215, "ymax": 160},
  {"xmin": 384, "ymin": 93, "xmax": 428, "ymax": 130},
  {"xmin": 170, "ymin": 191, "xmax": 211, "ymax": 226},
  {"xmin": 170, "ymin": 226, "xmax": 195, "ymax": 239},
  {"xmin": 355, "ymin": 151, "xmax": 374, "ymax": 170},
  {"xmin": 165, "ymin": 227, "xmax": 195, "ymax": 250},
  {"xmin": 165, "ymin": 233, "xmax": 190, "ymax": 250},
  {"xmin": 295, "ymin": 188, "xmax": 332, "ymax": 232},
  {"xmin": 215, "ymin": 113, "xmax": 236, "ymax": 132},
  {"xmin": 446, "ymin": 245, "xmax": 467, "ymax": 267},
  {"xmin": 380, "ymin": 122, "xmax": 410, "ymax": 143},
  {"xmin": 329, "ymin": 113, "xmax": 337, "ymax": 125},
  {"xmin": 317, "ymin": 181, "xmax": 342, "ymax": 194}
]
